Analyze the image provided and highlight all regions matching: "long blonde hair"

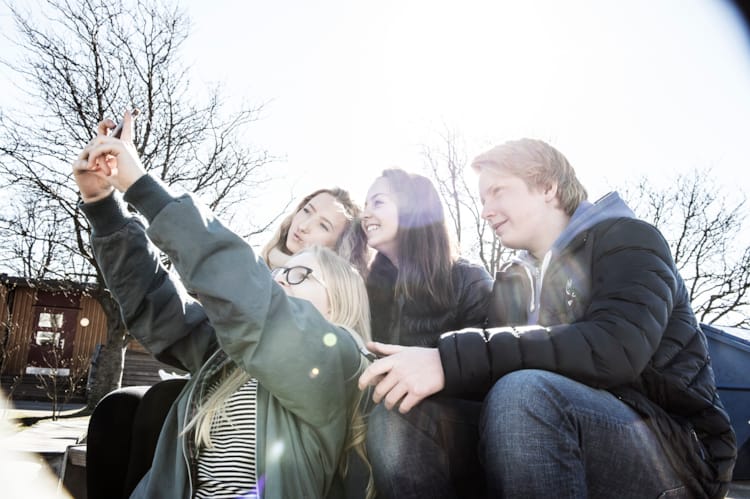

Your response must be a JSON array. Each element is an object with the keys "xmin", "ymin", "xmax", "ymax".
[{"xmin": 184, "ymin": 246, "xmax": 374, "ymax": 498}]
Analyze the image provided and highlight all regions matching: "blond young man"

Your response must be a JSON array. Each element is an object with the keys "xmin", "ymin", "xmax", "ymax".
[{"xmin": 359, "ymin": 138, "xmax": 736, "ymax": 498}]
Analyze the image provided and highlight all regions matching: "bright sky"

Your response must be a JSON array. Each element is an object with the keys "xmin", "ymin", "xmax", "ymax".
[
  {"xmin": 177, "ymin": 0, "xmax": 750, "ymax": 205},
  {"xmin": 1, "ymin": 0, "xmax": 750, "ymax": 222}
]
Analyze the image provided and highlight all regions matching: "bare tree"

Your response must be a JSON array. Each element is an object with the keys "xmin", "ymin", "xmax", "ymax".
[
  {"xmin": 0, "ymin": 0, "xmax": 279, "ymax": 409},
  {"xmin": 622, "ymin": 171, "xmax": 750, "ymax": 327},
  {"xmin": 0, "ymin": 304, "xmax": 22, "ymax": 399},
  {"xmin": 422, "ymin": 128, "xmax": 511, "ymax": 275}
]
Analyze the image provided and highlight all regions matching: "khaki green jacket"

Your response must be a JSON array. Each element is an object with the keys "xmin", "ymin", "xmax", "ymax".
[{"xmin": 83, "ymin": 177, "xmax": 366, "ymax": 498}]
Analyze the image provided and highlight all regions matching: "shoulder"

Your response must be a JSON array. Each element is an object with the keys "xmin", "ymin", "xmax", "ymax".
[
  {"xmin": 453, "ymin": 257, "xmax": 491, "ymax": 277},
  {"xmin": 452, "ymin": 258, "xmax": 493, "ymax": 294},
  {"xmin": 591, "ymin": 217, "xmax": 671, "ymax": 254},
  {"xmin": 585, "ymin": 218, "xmax": 677, "ymax": 278},
  {"xmin": 366, "ymin": 253, "xmax": 397, "ymax": 286}
]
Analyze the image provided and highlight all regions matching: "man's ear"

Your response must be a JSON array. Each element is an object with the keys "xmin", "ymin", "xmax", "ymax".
[{"xmin": 544, "ymin": 182, "xmax": 559, "ymax": 202}]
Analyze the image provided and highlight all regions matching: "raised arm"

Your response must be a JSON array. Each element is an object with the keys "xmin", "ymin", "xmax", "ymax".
[
  {"xmin": 73, "ymin": 112, "xmax": 216, "ymax": 372},
  {"xmin": 80, "ymin": 192, "xmax": 217, "ymax": 373},
  {"xmin": 76, "ymin": 112, "xmax": 361, "ymax": 423},
  {"xmin": 140, "ymin": 184, "xmax": 362, "ymax": 424}
]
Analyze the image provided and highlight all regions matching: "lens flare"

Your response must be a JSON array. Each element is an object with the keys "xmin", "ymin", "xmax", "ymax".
[{"xmin": 323, "ymin": 332, "xmax": 337, "ymax": 347}]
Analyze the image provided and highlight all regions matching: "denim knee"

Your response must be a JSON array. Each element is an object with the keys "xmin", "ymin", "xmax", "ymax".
[
  {"xmin": 484, "ymin": 369, "xmax": 567, "ymax": 416},
  {"xmin": 366, "ymin": 403, "xmax": 416, "ymax": 469},
  {"xmin": 480, "ymin": 370, "xmax": 575, "ymax": 456}
]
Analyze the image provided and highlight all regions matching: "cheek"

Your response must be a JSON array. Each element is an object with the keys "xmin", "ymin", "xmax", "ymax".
[
  {"xmin": 309, "ymin": 229, "xmax": 338, "ymax": 248},
  {"xmin": 384, "ymin": 207, "xmax": 399, "ymax": 226},
  {"xmin": 289, "ymin": 212, "xmax": 303, "ymax": 228}
]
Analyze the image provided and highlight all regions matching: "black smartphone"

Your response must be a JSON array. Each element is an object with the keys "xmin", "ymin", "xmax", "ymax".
[
  {"xmin": 360, "ymin": 346, "xmax": 379, "ymax": 362},
  {"xmin": 110, "ymin": 108, "xmax": 140, "ymax": 138}
]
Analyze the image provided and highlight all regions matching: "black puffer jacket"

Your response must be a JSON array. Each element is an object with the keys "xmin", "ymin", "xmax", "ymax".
[
  {"xmin": 367, "ymin": 255, "xmax": 492, "ymax": 347},
  {"xmin": 438, "ymin": 193, "xmax": 736, "ymax": 498}
]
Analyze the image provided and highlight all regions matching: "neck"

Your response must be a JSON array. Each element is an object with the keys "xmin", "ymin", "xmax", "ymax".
[{"xmin": 530, "ymin": 212, "xmax": 571, "ymax": 260}]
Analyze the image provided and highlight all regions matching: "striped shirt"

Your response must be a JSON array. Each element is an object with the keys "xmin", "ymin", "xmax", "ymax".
[{"xmin": 195, "ymin": 378, "xmax": 260, "ymax": 499}]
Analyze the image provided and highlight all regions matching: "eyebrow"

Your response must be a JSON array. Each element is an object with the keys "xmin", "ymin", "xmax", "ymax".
[
  {"xmin": 481, "ymin": 181, "xmax": 502, "ymax": 199},
  {"xmin": 365, "ymin": 192, "xmax": 387, "ymax": 206}
]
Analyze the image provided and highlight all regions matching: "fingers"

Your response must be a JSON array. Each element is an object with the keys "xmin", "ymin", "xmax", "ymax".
[
  {"xmin": 360, "ymin": 367, "xmax": 426, "ymax": 412},
  {"xmin": 84, "ymin": 138, "xmax": 120, "ymax": 169},
  {"xmin": 97, "ymin": 118, "xmax": 116, "ymax": 136},
  {"xmin": 72, "ymin": 156, "xmax": 111, "ymax": 177},
  {"xmin": 120, "ymin": 109, "xmax": 134, "ymax": 142},
  {"xmin": 370, "ymin": 370, "xmax": 399, "ymax": 406},
  {"xmin": 358, "ymin": 358, "xmax": 390, "ymax": 390},
  {"xmin": 381, "ymin": 380, "xmax": 408, "ymax": 411},
  {"xmin": 367, "ymin": 341, "xmax": 405, "ymax": 357},
  {"xmin": 398, "ymin": 392, "xmax": 427, "ymax": 414}
]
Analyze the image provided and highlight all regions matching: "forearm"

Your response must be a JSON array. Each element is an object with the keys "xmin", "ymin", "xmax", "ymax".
[
  {"xmin": 82, "ymin": 192, "xmax": 214, "ymax": 371},
  {"xmin": 439, "ymin": 222, "xmax": 677, "ymax": 396}
]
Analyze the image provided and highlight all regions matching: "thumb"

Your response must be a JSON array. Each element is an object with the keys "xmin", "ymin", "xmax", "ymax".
[{"xmin": 120, "ymin": 108, "xmax": 140, "ymax": 143}]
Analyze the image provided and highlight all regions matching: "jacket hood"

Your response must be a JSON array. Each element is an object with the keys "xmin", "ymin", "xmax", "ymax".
[
  {"xmin": 552, "ymin": 191, "xmax": 636, "ymax": 254},
  {"xmin": 515, "ymin": 191, "xmax": 636, "ymax": 268},
  {"xmin": 509, "ymin": 192, "xmax": 636, "ymax": 323}
]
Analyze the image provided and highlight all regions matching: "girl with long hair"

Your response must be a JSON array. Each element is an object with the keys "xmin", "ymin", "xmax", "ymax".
[
  {"xmin": 360, "ymin": 168, "xmax": 493, "ymax": 498},
  {"xmin": 261, "ymin": 188, "xmax": 370, "ymax": 277},
  {"xmin": 76, "ymin": 112, "xmax": 374, "ymax": 499},
  {"xmin": 362, "ymin": 168, "xmax": 493, "ymax": 347}
]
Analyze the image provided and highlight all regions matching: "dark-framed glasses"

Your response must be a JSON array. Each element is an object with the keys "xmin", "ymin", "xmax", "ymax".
[{"xmin": 271, "ymin": 265, "xmax": 326, "ymax": 287}]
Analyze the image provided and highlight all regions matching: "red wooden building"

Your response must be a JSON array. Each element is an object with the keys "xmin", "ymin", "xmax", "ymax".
[{"xmin": 1, "ymin": 274, "xmax": 171, "ymax": 402}]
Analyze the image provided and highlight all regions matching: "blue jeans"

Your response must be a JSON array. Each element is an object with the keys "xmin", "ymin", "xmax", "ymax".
[
  {"xmin": 367, "ymin": 395, "xmax": 485, "ymax": 498},
  {"xmin": 367, "ymin": 370, "xmax": 691, "ymax": 499}
]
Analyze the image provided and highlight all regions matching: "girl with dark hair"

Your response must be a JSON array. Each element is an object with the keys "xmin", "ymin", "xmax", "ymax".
[
  {"xmin": 361, "ymin": 168, "xmax": 492, "ymax": 347},
  {"xmin": 360, "ymin": 168, "xmax": 493, "ymax": 497}
]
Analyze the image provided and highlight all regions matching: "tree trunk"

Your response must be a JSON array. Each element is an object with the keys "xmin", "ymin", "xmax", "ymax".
[{"xmin": 85, "ymin": 289, "xmax": 128, "ymax": 411}]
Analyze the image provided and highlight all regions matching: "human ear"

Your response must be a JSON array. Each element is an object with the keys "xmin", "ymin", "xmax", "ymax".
[{"xmin": 544, "ymin": 182, "xmax": 558, "ymax": 202}]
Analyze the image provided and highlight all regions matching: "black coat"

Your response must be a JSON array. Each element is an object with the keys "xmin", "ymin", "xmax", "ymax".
[
  {"xmin": 367, "ymin": 255, "xmax": 492, "ymax": 347},
  {"xmin": 438, "ymin": 217, "xmax": 736, "ymax": 498}
]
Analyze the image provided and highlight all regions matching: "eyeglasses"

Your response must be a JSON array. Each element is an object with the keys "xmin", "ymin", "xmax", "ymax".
[{"xmin": 271, "ymin": 265, "xmax": 327, "ymax": 287}]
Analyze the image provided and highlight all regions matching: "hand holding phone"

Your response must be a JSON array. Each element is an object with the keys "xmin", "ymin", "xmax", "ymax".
[{"xmin": 76, "ymin": 108, "xmax": 146, "ymax": 194}]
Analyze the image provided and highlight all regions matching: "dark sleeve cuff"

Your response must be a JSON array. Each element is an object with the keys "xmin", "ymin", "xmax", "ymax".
[
  {"xmin": 438, "ymin": 328, "xmax": 490, "ymax": 399},
  {"xmin": 438, "ymin": 333, "xmax": 462, "ymax": 394},
  {"xmin": 123, "ymin": 174, "xmax": 177, "ymax": 224},
  {"xmin": 79, "ymin": 192, "xmax": 131, "ymax": 237}
]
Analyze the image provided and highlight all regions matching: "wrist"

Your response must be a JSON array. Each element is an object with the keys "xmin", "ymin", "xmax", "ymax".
[
  {"xmin": 79, "ymin": 190, "xmax": 130, "ymax": 236},
  {"xmin": 119, "ymin": 171, "xmax": 146, "ymax": 193},
  {"xmin": 81, "ymin": 186, "xmax": 114, "ymax": 204}
]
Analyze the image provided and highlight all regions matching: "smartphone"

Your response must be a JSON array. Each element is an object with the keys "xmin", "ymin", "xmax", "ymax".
[
  {"xmin": 110, "ymin": 108, "xmax": 140, "ymax": 138},
  {"xmin": 360, "ymin": 346, "xmax": 379, "ymax": 362}
]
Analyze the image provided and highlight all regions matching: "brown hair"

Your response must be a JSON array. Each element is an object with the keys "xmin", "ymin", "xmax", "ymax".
[{"xmin": 370, "ymin": 168, "xmax": 455, "ymax": 309}]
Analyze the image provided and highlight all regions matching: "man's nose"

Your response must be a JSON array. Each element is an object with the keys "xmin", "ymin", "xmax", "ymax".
[{"xmin": 481, "ymin": 203, "xmax": 492, "ymax": 221}]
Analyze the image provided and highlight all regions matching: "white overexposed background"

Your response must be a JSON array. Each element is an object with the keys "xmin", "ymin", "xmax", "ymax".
[{"xmin": 1, "ymin": 0, "xmax": 749, "ymax": 232}]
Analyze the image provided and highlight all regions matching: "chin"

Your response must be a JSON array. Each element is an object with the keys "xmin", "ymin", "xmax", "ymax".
[{"xmin": 286, "ymin": 240, "xmax": 301, "ymax": 254}]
